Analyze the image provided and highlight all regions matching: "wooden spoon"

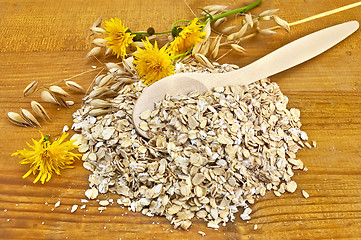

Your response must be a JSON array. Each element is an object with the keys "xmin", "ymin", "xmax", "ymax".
[{"xmin": 133, "ymin": 21, "xmax": 359, "ymax": 138}]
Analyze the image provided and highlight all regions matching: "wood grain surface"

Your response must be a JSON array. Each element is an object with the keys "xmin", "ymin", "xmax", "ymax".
[{"xmin": 1, "ymin": 0, "xmax": 361, "ymax": 239}]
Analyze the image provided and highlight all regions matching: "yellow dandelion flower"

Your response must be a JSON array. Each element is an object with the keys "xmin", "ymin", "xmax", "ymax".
[
  {"xmin": 169, "ymin": 18, "xmax": 206, "ymax": 56},
  {"xmin": 104, "ymin": 17, "xmax": 135, "ymax": 58},
  {"xmin": 134, "ymin": 38, "xmax": 174, "ymax": 85},
  {"xmin": 12, "ymin": 132, "xmax": 81, "ymax": 184}
]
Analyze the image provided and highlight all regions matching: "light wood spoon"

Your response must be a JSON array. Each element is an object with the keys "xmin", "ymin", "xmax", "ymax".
[{"xmin": 133, "ymin": 21, "xmax": 359, "ymax": 138}]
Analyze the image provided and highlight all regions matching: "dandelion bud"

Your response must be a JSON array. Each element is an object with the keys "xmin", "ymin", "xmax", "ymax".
[
  {"xmin": 147, "ymin": 27, "xmax": 155, "ymax": 36},
  {"xmin": 172, "ymin": 26, "xmax": 182, "ymax": 38},
  {"xmin": 133, "ymin": 33, "xmax": 144, "ymax": 41}
]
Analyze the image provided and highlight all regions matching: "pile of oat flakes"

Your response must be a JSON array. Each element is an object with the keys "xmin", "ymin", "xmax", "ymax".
[{"xmin": 71, "ymin": 62, "xmax": 311, "ymax": 230}]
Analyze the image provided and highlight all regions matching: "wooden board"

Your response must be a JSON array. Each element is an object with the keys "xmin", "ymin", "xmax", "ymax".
[{"xmin": 1, "ymin": 0, "xmax": 361, "ymax": 239}]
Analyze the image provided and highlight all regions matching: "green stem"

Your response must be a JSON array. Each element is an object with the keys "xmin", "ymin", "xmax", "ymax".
[
  {"xmin": 132, "ymin": 31, "xmax": 147, "ymax": 34},
  {"xmin": 171, "ymin": 47, "xmax": 193, "ymax": 62},
  {"xmin": 132, "ymin": 30, "xmax": 172, "ymax": 35},
  {"xmin": 44, "ymin": 134, "xmax": 50, "ymax": 147},
  {"xmin": 172, "ymin": 19, "xmax": 191, "ymax": 29},
  {"xmin": 153, "ymin": 30, "xmax": 172, "ymax": 35},
  {"xmin": 201, "ymin": 0, "xmax": 263, "ymax": 22}
]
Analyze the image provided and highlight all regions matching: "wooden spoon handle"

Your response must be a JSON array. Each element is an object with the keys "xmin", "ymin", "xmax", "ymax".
[{"xmin": 203, "ymin": 21, "xmax": 359, "ymax": 89}]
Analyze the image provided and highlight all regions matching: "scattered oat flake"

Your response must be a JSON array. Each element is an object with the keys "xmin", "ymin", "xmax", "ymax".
[
  {"xmin": 85, "ymin": 187, "xmax": 98, "ymax": 200},
  {"xmin": 207, "ymin": 221, "xmax": 219, "ymax": 229},
  {"xmin": 241, "ymin": 213, "xmax": 251, "ymax": 221},
  {"xmin": 99, "ymin": 200, "xmax": 109, "ymax": 206},
  {"xmin": 54, "ymin": 201, "xmax": 61, "ymax": 208},
  {"xmin": 302, "ymin": 190, "xmax": 310, "ymax": 199},
  {"xmin": 274, "ymin": 191, "xmax": 282, "ymax": 197},
  {"xmin": 71, "ymin": 205, "xmax": 78, "ymax": 213},
  {"xmin": 285, "ymin": 181, "xmax": 297, "ymax": 193},
  {"xmin": 254, "ymin": 224, "xmax": 258, "ymax": 230},
  {"xmin": 198, "ymin": 231, "xmax": 206, "ymax": 236},
  {"xmin": 98, "ymin": 207, "xmax": 107, "ymax": 211},
  {"xmin": 66, "ymin": 100, "xmax": 75, "ymax": 106},
  {"xmin": 312, "ymin": 141, "xmax": 317, "ymax": 148}
]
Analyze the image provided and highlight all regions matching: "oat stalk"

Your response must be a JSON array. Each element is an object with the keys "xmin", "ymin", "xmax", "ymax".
[
  {"xmin": 35, "ymin": 67, "xmax": 101, "ymax": 92},
  {"xmin": 216, "ymin": 1, "xmax": 361, "ymax": 61}
]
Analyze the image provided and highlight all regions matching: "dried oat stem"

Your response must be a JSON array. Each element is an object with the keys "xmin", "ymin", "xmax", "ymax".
[
  {"xmin": 183, "ymin": 0, "xmax": 198, "ymax": 18},
  {"xmin": 37, "ymin": 67, "xmax": 101, "ymax": 92},
  {"xmin": 216, "ymin": 1, "xmax": 361, "ymax": 61},
  {"xmin": 63, "ymin": 68, "xmax": 102, "ymax": 81}
]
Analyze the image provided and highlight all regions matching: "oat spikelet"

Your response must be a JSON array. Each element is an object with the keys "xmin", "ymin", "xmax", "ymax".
[
  {"xmin": 49, "ymin": 86, "xmax": 70, "ymax": 98},
  {"xmin": 231, "ymin": 44, "xmax": 247, "ymax": 54},
  {"xmin": 110, "ymin": 82, "xmax": 124, "ymax": 92},
  {"xmin": 89, "ymin": 99, "xmax": 112, "ymax": 108},
  {"xmin": 259, "ymin": 29, "xmax": 277, "ymax": 36},
  {"xmin": 213, "ymin": 17, "xmax": 227, "ymax": 28},
  {"xmin": 7, "ymin": 112, "xmax": 30, "ymax": 127},
  {"xmin": 202, "ymin": 21, "xmax": 211, "ymax": 42},
  {"xmin": 203, "ymin": 5, "xmax": 228, "ymax": 12},
  {"xmin": 94, "ymin": 74, "xmax": 106, "ymax": 85},
  {"xmin": 90, "ymin": 27, "xmax": 105, "ymax": 35},
  {"xmin": 236, "ymin": 24, "xmax": 248, "ymax": 39},
  {"xmin": 221, "ymin": 26, "xmax": 237, "ymax": 34},
  {"xmin": 198, "ymin": 40, "xmax": 211, "ymax": 56},
  {"xmin": 89, "ymin": 87, "xmax": 110, "ymax": 98},
  {"xmin": 194, "ymin": 53, "xmax": 214, "ymax": 70},
  {"xmin": 259, "ymin": 15, "xmax": 272, "ymax": 21},
  {"xmin": 89, "ymin": 109, "xmax": 110, "ymax": 117},
  {"xmin": 23, "ymin": 80, "xmax": 38, "ymax": 97},
  {"xmin": 259, "ymin": 9, "xmax": 279, "ymax": 17},
  {"xmin": 31, "ymin": 101, "xmax": 50, "ymax": 122},
  {"xmin": 123, "ymin": 57, "xmax": 135, "ymax": 73},
  {"xmin": 105, "ymin": 47, "xmax": 112, "ymax": 57},
  {"xmin": 273, "ymin": 16, "xmax": 290, "ymax": 32},
  {"xmin": 87, "ymin": 47, "xmax": 102, "ymax": 58},
  {"xmin": 245, "ymin": 13, "xmax": 254, "ymax": 28},
  {"xmin": 54, "ymin": 95, "xmax": 70, "ymax": 108},
  {"xmin": 209, "ymin": 35, "xmax": 222, "ymax": 59},
  {"xmin": 98, "ymin": 75, "xmax": 114, "ymax": 87},
  {"xmin": 105, "ymin": 63, "xmax": 121, "ymax": 70},
  {"xmin": 41, "ymin": 91, "xmax": 59, "ymax": 105},
  {"xmin": 92, "ymin": 38, "xmax": 108, "ymax": 47},
  {"xmin": 20, "ymin": 108, "xmax": 41, "ymax": 127},
  {"xmin": 65, "ymin": 81, "xmax": 86, "ymax": 93},
  {"xmin": 92, "ymin": 16, "xmax": 102, "ymax": 28}
]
